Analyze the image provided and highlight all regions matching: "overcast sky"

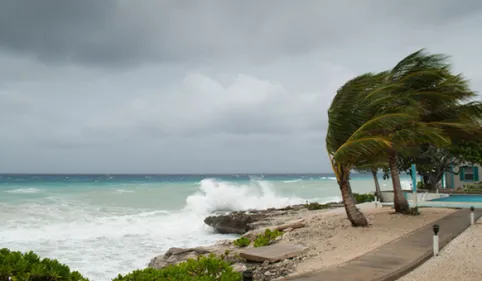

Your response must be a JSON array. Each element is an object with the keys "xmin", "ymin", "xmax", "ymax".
[{"xmin": 1, "ymin": 0, "xmax": 481, "ymax": 174}]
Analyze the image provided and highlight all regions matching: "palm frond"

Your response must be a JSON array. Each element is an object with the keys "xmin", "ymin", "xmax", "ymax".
[
  {"xmin": 333, "ymin": 137, "xmax": 392, "ymax": 163},
  {"xmin": 348, "ymin": 113, "xmax": 415, "ymax": 141}
]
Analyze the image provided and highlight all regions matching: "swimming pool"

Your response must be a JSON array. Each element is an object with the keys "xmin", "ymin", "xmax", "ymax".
[{"xmin": 430, "ymin": 195, "xmax": 482, "ymax": 203}]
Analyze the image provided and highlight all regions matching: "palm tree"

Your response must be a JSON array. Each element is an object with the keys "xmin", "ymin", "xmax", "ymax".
[
  {"xmin": 326, "ymin": 72, "xmax": 409, "ymax": 226},
  {"xmin": 328, "ymin": 49, "xmax": 479, "ymax": 221},
  {"xmin": 328, "ymin": 50, "xmax": 464, "ymax": 215},
  {"xmin": 370, "ymin": 50, "xmax": 479, "ymax": 212}
]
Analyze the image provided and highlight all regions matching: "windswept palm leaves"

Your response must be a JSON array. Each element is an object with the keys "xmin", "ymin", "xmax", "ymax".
[
  {"xmin": 327, "ymin": 49, "xmax": 480, "ymax": 223},
  {"xmin": 327, "ymin": 73, "xmax": 404, "ymax": 226}
]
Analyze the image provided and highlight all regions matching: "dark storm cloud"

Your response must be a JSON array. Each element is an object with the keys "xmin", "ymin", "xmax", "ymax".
[
  {"xmin": 383, "ymin": 0, "xmax": 482, "ymax": 24},
  {"xmin": 0, "ymin": 0, "xmax": 481, "ymax": 173},
  {"xmin": 3, "ymin": 0, "xmax": 481, "ymax": 67}
]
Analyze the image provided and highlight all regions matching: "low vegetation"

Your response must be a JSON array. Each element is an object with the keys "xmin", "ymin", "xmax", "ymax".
[
  {"xmin": 463, "ymin": 182, "xmax": 482, "ymax": 193},
  {"xmin": 114, "ymin": 254, "xmax": 242, "ymax": 281},
  {"xmin": 233, "ymin": 228, "xmax": 283, "ymax": 248},
  {"xmin": 353, "ymin": 193, "xmax": 375, "ymax": 204},
  {"xmin": 409, "ymin": 207, "xmax": 420, "ymax": 216},
  {"xmin": 233, "ymin": 236, "xmax": 251, "ymax": 248},
  {"xmin": 0, "ymin": 248, "xmax": 242, "ymax": 281},
  {"xmin": 0, "ymin": 248, "xmax": 89, "ymax": 281},
  {"xmin": 304, "ymin": 202, "xmax": 330, "ymax": 210},
  {"xmin": 254, "ymin": 228, "xmax": 283, "ymax": 247}
]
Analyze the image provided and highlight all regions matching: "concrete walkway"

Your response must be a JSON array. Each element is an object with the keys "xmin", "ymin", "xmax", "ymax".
[{"xmin": 282, "ymin": 208, "xmax": 482, "ymax": 281}]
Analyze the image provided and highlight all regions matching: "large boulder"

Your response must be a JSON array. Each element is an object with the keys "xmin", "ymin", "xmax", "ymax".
[
  {"xmin": 204, "ymin": 212, "xmax": 262, "ymax": 234},
  {"xmin": 204, "ymin": 205, "xmax": 307, "ymax": 235}
]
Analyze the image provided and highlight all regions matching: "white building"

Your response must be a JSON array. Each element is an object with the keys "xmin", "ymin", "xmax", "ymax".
[{"xmin": 444, "ymin": 165, "xmax": 481, "ymax": 189}]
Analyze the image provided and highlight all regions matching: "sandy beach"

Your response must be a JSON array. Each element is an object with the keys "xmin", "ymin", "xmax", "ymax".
[
  {"xmin": 397, "ymin": 217, "xmax": 482, "ymax": 281},
  {"xmin": 279, "ymin": 203, "xmax": 456, "ymax": 275},
  {"xmin": 153, "ymin": 202, "xmax": 458, "ymax": 281}
]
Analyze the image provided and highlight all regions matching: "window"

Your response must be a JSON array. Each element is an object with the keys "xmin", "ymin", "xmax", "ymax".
[
  {"xmin": 465, "ymin": 167, "xmax": 474, "ymax": 181},
  {"xmin": 460, "ymin": 166, "xmax": 479, "ymax": 182}
]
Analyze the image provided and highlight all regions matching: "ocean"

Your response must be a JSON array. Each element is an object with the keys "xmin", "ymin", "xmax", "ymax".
[{"xmin": 0, "ymin": 173, "xmax": 411, "ymax": 280}]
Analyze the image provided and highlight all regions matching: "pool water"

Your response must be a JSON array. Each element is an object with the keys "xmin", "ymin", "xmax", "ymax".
[{"xmin": 430, "ymin": 195, "xmax": 482, "ymax": 202}]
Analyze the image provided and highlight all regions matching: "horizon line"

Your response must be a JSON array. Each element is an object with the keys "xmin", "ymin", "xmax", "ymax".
[{"xmin": 0, "ymin": 172, "xmax": 344, "ymax": 176}]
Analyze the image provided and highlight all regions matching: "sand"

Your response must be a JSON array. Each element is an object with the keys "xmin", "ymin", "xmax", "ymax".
[
  {"xmin": 397, "ymin": 217, "xmax": 482, "ymax": 281},
  {"xmin": 280, "ymin": 203, "xmax": 456, "ymax": 274}
]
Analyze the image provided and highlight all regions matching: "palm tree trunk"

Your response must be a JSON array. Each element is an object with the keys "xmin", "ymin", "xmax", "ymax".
[
  {"xmin": 388, "ymin": 152, "xmax": 410, "ymax": 214},
  {"xmin": 422, "ymin": 175, "xmax": 432, "ymax": 190},
  {"xmin": 338, "ymin": 167, "xmax": 368, "ymax": 227},
  {"xmin": 371, "ymin": 168, "xmax": 383, "ymax": 201}
]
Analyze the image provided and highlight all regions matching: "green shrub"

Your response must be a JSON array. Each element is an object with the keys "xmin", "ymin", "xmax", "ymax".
[
  {"xmin": 409, "ymin": 207, "xmax": 420, "ymax": 216},
  {"xmin": 233, "ymin": 237, "xmax": 251, "ymax": 248},
  {"xmin": 416, "ymin": 181, "xmax": 426, "ymax": 190},
  {"xmin": 353, "ymin": 193, "xmax": 375, "ymax": 204},
  {"xmin": 464, "ymin": 182, "xmax": 482, "ymax": 191},
  {"xmin": 305, "ymin": 202, "xmax": 330, "ymax": 210},
  {"xmin": 113, "ymin": 254, "xmax": 242, "ymax": 281},
  {"xmin": 253, "ymin": 228, "xmax": 283, "ymax": 247},
  {"xmin": 0, "ymin": 248, "xmax": 89, "ymax": 281}
]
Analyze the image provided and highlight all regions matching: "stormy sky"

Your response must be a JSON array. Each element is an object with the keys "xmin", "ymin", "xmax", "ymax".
[{"xmin": 1, "ymin": 0, "xmax": 481, "ymax": 174}]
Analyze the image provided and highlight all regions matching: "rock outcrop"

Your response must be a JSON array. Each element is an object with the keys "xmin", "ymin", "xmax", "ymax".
[
  {"xmin": 148, "ymin": 246, "xmax": 213, "ymax": 269},
  {"xmin": 204, "ymin": 203, "xmax": 342, "ymax": 235},
  {"xmin": 203, "ymin": 204, "xmax": 308, "ymax": 234},
  {"xmin": 149, "ymin": 202, "xmax": 344, "ymax": 281}
]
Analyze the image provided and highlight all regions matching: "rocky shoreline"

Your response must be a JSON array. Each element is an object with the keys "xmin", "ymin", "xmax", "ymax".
[{"xmin": 148, "ymin": 202, "xmax": 344, "ymax": 281}]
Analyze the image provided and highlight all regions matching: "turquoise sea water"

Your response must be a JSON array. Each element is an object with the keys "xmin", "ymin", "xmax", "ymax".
[{"xmin": 0, "ymin": 173, "xmax": 411, "ymax": 280}]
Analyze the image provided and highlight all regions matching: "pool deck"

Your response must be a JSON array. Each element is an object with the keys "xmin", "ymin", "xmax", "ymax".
[
  {"xmin": 418, "ymin": 201, "xmax": 482, "ymax": 208},
  {"xmin": 281, "ymin": 208, "xmax": 481, "ymax": 281}
]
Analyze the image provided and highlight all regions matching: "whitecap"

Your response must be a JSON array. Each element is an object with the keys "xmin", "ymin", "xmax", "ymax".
[
  {"xmin": 115, "ymin": 189, "xmax": 134, "ymax": 194},
  {"xmin": 283, "ymin": 179, "xmax": 303, "ymax": 183},
  {"xmin": 5, "ymin": 188, "xmax": 42, "ymax": 194}
]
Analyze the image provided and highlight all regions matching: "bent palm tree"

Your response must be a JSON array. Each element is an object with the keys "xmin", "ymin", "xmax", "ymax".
[
  {"xmin": 328, "ymin": 49, "xmax": 479, "ymax": 221},
  {"xmin": 326, "ymin": 72, "xmax": 412, "ymax": 226},
  {"xmin": 370, "ymin": 49, "xmax": 478, "ymax": 212}
]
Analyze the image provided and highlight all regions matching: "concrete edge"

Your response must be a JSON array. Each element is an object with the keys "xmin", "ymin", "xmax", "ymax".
[{"xmin": 374, "ymin": 210, "xmax": 481, "ymax": 281}]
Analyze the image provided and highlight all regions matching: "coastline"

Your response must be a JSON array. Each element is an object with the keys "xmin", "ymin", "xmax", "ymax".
[{"xmin": 149, "ymin": 202, "xmax": 456, "ymax": 281}]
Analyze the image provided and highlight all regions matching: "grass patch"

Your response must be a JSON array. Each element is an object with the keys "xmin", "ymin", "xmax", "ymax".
[
  {"xmin": 254, "ymin": 228, "xmax": 283, "ymax": 247},
  {"xmin": 233, "ymin": 236, "xmax": 251, "ymax": 248}
]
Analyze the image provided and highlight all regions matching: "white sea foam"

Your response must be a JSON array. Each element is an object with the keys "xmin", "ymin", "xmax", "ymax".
[
  {"xmin": 184, "ymin": 179, "xmax": 306, "ymax": 214},
  {"xmin": 320, "ymin": 176, "xmax": 337, "ymax": 180},
  {"xmin": 4, "ymin": 188, "xmax": 42, "ymax": 194},
  {"xmin": 283, "ymin": 179, "xmax": 303, "ymax": 183},
  {"xmin": 0, "ymin": 179, "xmax": 320, "ymax": 281},
  {"xmin": 307, "ymin": 196, "xmax": 342, "ymax": 203},
  {"xmin": 115, "ymin": 189, "xmax": 134, "ymax": 193}
]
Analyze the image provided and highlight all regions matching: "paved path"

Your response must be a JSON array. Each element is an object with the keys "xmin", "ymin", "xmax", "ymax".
[{"xmin": 282, "ymin": 208, "xmax": 482, "ymax": 281}]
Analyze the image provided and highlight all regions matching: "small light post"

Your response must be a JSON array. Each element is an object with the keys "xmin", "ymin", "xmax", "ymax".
[
  {"xmin": 243, "ymin": 270, "xmax": 253, "ymax": 281},
  {"xmin": 470, "ymin": 206, "xmax": 475, "ymax": 225},
  {"xmin": 432, "ymin": 224, "xmax": 440, "ymax": 256}
]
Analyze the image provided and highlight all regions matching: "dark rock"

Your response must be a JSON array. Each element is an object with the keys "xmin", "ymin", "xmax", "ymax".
[
  {"xmin": 204, "ymin": 211, "xmax": 267, "ymax": 234},
  {"xmin": 204, "ymin": 203, "xmax": 341, "ymax": 235},
  {"xmin": 148, "ymin": 247, "xmax": 212, "ymax": 269}
]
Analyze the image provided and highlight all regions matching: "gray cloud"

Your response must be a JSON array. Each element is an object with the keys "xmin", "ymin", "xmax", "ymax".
[
  {"xmin": 3, "ymin": 0, "xmax": 481, "ymax": 67},
  {"xmin": 0, "ymin": 0, "xmax": 481, "ymax": 173}
]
